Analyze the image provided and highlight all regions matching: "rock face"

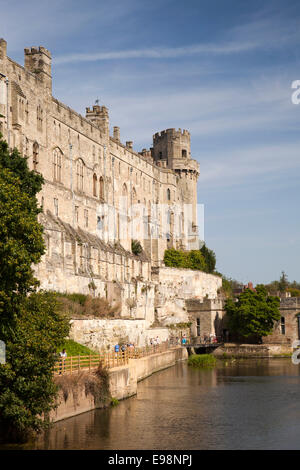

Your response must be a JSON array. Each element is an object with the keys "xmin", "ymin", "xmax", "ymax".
[
  {"xmin": 70, "ymin": 318, "xmax": 169, "ymax": 350},
  {"xmin": 154, "ymin": 267, "xmax": 222, "ymax": 326}
]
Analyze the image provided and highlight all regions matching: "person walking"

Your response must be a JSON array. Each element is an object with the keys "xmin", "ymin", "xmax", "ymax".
[{"xmin": 59, "ymin": 348, "xmax": 67, "ymax": 375}]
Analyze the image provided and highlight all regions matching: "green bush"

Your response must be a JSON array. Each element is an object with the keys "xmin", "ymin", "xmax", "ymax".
[
  {"xmin": 131, "ymin": 240, "xmax": 143, "ymax": 256},
  {"xmin": 163, "ymin": 248, "xmax": 213, "ymax": 272},
  {"xmin": 188, "ymin": 354, "xmax": 217, "ymax": 368},
  {"xmin": 288, "ymin": 288, "xmax": 300, "ymax": 297}
]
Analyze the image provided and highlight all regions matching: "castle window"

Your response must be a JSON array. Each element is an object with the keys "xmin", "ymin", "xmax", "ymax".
[
  {"xmin": 84, "ymin": 209, "xmax": 88, "ymax": 228},
  {"xmin": 99, "ymin": 176, "xmax": 104, "ymax": 201},
  {"xmin": 75, "ymin": 206, "xmax": 79, "ymax": 223},
  {"xmin": 93, "ymin": 173, "xmax": 97, "ymax": 197},
  {"xmin": 19, "ymin": 99, "xmax": 24, "ymax": 120},
  {"xmin": 159, "ymin": 151, "xmax": 162, "ymax": 159},
  {"xmin": 281, "ymin": 317, "xmax": 285, "ymax": 335},
  {"xmin": 53, "ymin": 148, "xmax": 62, "ymax": 182},
  {"xmin": 37, "ymin": 105, "xmax": 43, "ymax": 131},
  {"xmin": 196, "ymin": 318, "xmax": 201, "ymax": 337},
  {"xmin": 167, "ymin": 188, "xmax": 171, "ymax": 201},
  {"xmin": 33, "ymin": 142, "xmax": 39, "ymax": 171},
  {"xmin": 76, "ymin": 159, "xmax": 84, "ymax": 192},
  {"xmin": 54, "ymin": 198, "xmax": 58, "ymax": 216},
  {"xmin": 182, "ymin": 149, "xmax": 187, "ymax": 158},
  {"xmin": 25, "ymin": 101, "xmax": 29, "ymax": 123}
]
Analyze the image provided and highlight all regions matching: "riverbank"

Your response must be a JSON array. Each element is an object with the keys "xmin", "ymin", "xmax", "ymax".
[
  {"xmin": 212, "ymin": 342, "xmax": 292, "ymax": 358},
  {"xmin": 50, "ymin": 346, "xmax": 188, "ymax": 422}
]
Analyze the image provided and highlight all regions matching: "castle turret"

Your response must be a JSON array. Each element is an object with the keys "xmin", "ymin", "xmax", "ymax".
[
  {"xmin": 86, "ymin": 104, "xmax": 109, "ymax": 136},
  {"xmin": 152, "ymin": 128, "xmax": 200, "ymax": 249},
  {"xmin": 24, "ymin": 46, "xmax": 52, "ymax": 92}
]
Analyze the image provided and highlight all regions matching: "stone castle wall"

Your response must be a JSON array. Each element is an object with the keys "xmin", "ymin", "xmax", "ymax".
[{"xmin": 0, "ymin": 39, "xmax": 221, "ymax": 347}]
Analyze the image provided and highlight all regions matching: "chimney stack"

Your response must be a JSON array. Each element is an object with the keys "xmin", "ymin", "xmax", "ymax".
[
  {"xmin": 0, "ymin": 39, "xmax": 7, "ymax": 62},
  {"xmin": 113, "ymin": 126, "xmax": 120, "ymax": 142}
]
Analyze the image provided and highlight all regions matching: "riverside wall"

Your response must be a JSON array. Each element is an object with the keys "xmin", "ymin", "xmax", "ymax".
[
  {"xmin": 51, "ymin": 346, "xmax": 187, "ymax": 423},
  {"xmin": 212, "ymin": 343, "xmax": 292, "ymax": 358}
]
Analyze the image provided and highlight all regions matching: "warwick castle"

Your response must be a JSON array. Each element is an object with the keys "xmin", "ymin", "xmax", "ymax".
[{"xmin": 0, "ymin": 39, "xmax": 223, "ymax": 349}]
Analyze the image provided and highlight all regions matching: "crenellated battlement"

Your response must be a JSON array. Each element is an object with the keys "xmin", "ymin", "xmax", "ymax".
[
  {"xmin": 153, "ymin": 128, "xmax": 190, "ymax": 140},
  {"xmin": 24, "ymin": 46, "xmax": 51, "ymax": 59},
  {"xmin": 86, "ymin": 105, "xmax": 109, "ymax": 116}
]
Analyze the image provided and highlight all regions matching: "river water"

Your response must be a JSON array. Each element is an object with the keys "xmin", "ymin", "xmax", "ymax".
[{"xmin": 31, "ymin": 359, "xmax": 300, "ymax": 450}]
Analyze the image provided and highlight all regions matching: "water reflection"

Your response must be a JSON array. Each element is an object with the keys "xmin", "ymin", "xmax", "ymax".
[{"xmin": 32, "ymin": 359, "xmax": 300, "ymax": 450}]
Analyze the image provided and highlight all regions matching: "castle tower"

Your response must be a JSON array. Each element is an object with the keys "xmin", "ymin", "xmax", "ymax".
[
  {"xmin": 152, "ymin": 128, "xmax": 191, "ymax": 168},
  {"xmin": 24, "ymin": 46, "xmax": 52, "ymax": 93},
  {"xmin": 85, "ymin": 105, "xmax": 109, "ymax": 136},
  {"xmin": 152, "ymin": 128, "xmax": 200, "ymax": 250}
]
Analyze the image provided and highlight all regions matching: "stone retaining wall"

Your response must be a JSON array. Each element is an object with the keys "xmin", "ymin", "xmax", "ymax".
[
  {"xmin": 213, "ymin": 342, "xmax": 292, "ymax": 358},
  {"xmin": 51, "ymin": 346, "xmax": 187, "ymax": 422}
]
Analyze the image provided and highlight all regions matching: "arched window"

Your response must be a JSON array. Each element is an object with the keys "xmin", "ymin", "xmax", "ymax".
[
  {"xmin": 33, "ymin": 142, "xmax": 39, "ymax": 171},
  {"xmin": 53, "ymin": 148, "xmax": 62, "ymax": 182},
  {"xmin": 132, "ymin": 187, "xmax": 137, "ymax": 205},
  {"xmin": 167, "ymin": 188, "xmax": 171, "ymax": 201},
  {"xmin": 93, "ymin": 173, "xmax": 97, "ymax": 197},
  {"xmin": 76, "ymin": 159, "xmax": 84, "ymax": 192},
  {"xmin": 99, "ymin": 176, "xmax": 104, "ymax": 201}
]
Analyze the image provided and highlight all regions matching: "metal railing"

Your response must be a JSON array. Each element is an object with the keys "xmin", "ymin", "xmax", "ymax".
[{"xmin": 54, "ymin": 341, "xmax": 175, "ymax": 375}]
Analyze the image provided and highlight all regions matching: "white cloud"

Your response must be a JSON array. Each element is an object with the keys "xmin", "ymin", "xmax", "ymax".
[{"xmin": 54, "ymin": 40, "xmax": 260, "ymax": 65}]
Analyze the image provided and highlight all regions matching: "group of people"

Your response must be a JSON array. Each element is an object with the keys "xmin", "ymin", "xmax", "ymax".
[
  {"xmin": 149, "ymin": 336, "xmax": 161, "ymax": 346},
  {"xmin": 114, "ymin": 343, "xmax": 135, "ymax": 354},
  {"xmin": 203, "ymin": 334, "xmax": 218, "ymax": 344}
]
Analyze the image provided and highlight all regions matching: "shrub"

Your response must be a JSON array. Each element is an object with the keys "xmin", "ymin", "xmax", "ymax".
[
  {"xmin": 163, "ymin": 248, "xmax": 211, "ymax": 272},
  {"xmin": 131, "ymin": 240, "xmax": 143, "ymax": 256},
  {"xmin": 54, "ymin": 363, "xmax": 110, "ymax": 407},
  {"xmin": 288, "ymin": 288, "xmax": 300, "ymax": 297},
  {"xmin": 55, "ymin": 293, "xmax": 121, "ymax": 319}
]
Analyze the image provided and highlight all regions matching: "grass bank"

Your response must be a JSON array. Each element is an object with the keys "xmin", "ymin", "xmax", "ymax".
[{"xmin": 57, "ymin": 339, "xmax": 96, "ymax": 356}]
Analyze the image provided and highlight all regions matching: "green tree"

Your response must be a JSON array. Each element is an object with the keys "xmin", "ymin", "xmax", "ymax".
[
  {"xmin": 220, "ymin": 276, "xmax": 243, "ymax": 298},
  {"xmin": 0, "ymin": 137, "xmax": 70, "ymax": 441},
  {"xmin": 278, "ymin": 271, "xmax": 289, "ymax": 293},
  {"xmin": 200, "ymin": 243, "xmax": 216, "ymax": 273},
  {"xmin": 224, "ymin": 285, "xmax": 280, "ymax": 341},
  {"xmin": 188, "ymin": 250, "xmax": 206, "ymax": 271}
]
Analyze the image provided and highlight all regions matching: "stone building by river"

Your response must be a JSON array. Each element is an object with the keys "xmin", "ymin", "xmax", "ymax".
[{"xmin": 0, "ymin": 38, "xmax": 222, "ymax": 348}]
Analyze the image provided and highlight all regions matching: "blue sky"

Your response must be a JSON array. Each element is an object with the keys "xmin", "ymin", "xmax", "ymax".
[{"xmin": 1, "ymin": 0, "xmax": 300, "ymax": 284}]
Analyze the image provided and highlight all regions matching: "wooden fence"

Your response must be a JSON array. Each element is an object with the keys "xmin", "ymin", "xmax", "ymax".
[{"xmin": 54, "ymin": 341, "xmax": 173, "ymax": 375}]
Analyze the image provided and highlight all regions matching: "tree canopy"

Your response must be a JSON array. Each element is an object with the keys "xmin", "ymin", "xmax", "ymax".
[
  {"xmin": 224, "ymin": 285, "xmax": 280, "ymax": 340},
  {"xmin": 0, "ymin": 136, "xmax": 69, "ymax": 442}
]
